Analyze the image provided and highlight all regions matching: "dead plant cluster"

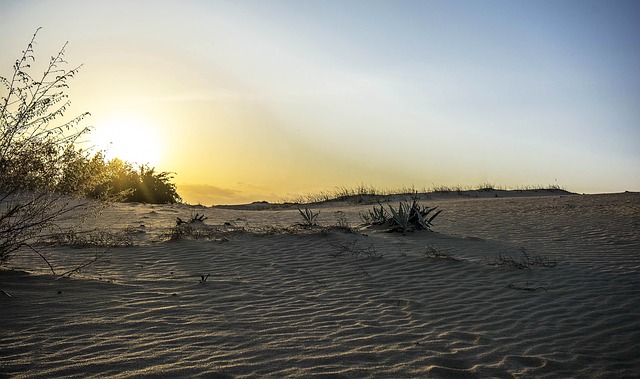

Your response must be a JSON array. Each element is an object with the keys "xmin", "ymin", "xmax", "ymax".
[
  {"xmin": 40, "ymin": 229, "xmax": 134, "ymax": 248},
  {"xmin": 331, "ymin": 240, "xmax": 383, "ymax": 260},
  {"xmin": 423, "ymin": 245, "xmax": 464, "ymax": 262},
  {"xmin": 486, "ymin": 248, "xmax": 557, "ymax": 269}
]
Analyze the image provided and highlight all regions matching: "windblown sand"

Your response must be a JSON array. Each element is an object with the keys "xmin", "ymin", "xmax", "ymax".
[{"xmin": 1, "ymin": 192, "xmax": 639, "ymax": 378}]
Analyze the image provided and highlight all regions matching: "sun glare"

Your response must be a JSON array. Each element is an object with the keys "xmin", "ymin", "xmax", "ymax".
[{"xmin": 92, "ymin": 116, "xmax": 163, "ymax": 167}]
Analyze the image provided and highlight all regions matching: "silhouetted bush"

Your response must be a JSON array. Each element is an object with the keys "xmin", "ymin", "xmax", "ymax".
[
  {"xmin": 87, "ymin": 160, "xmax": 181, "ymax": 204},
  {"xmin": 1, "ymin": 29, "xmax": 181, "ymax": 266},
  {"xmin": 1, "ymin": 29, "xmax": 93, "ymax": 265}
]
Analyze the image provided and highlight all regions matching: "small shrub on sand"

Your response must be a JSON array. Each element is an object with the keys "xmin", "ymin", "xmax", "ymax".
[
  {"xmin": 168, "ymin": 223, "xmax": 193, "ymax": 240},
  {"xmin": 176, "ymin": 212, "xmax": 207, "ymax": 225},
  {"xmin": 362, "ymin": 198, "xmax": 441, "ymax": 233},
  {"xmin": 297, "ymin": 207, "xmax": 319, "ymax": 227},
  {"xmin": 360, "ymin": 203, "xmax": 388, "ymax": 225},
  {"xmin": 335, "ymin": 211, "xmax": 349, "ymax": 228},
  {"xmin": 41, "ymin": 229, "xmax": 134, "ymax": 248},
  {"xmin": 168, "ymin": 213, "xmax": 240, "ymax": 241},
  {"xmin": 168, "ymin": 224, "xmax": 233, "ymax": 241},
  {"xmin": 424, "ymin": 245, "xmax": 464, "ymax": 262},
  {"xmin": 486, "ymin": 248, "xmax": 557, "ymax": 269},
  {"xmin": 1, "ymin": 29, "xmax": 95, "ymax": 266},
  {"xmin": 331, "ymin": 240, "xmax": 383, "ymax": 259}
]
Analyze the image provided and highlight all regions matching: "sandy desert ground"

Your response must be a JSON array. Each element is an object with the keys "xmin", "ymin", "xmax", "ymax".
[{"xmin": 1, "ymin": 191, "xmax": 639, "ymax": 378}]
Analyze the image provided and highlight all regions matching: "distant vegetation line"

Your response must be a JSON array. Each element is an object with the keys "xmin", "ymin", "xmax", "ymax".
[{"xmin": 279, "ymin": 183, "xmax": 568, "ymax": 205}]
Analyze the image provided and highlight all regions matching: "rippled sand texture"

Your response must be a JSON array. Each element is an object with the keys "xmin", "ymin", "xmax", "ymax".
[{"xmin": 1, "ymin": 192, "xmax": 639, "ymax": 378}]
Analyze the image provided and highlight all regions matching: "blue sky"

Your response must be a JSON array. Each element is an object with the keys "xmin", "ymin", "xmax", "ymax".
[{"xmin": 1, "ymin": 0, "xmax": 638, "ymax": 203}]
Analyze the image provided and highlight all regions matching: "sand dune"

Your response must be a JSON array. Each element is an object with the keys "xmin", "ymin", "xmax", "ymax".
[{"xmin": 1, "ymin": 192, "xmax": 639, "ymax": 377}]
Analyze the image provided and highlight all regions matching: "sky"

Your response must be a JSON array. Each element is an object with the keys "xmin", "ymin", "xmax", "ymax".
[{"xmin": 1, "ymin": 0, "xmax": 639, "ymax": 204}]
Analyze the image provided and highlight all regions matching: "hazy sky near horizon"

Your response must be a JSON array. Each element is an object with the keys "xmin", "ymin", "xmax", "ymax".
[{"xmin": 1, "ymin": 0, "xmax": 639, "ymax": 204}]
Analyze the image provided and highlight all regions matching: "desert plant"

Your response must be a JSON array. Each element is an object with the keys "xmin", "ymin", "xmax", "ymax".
[
  {"xmin": 168, "ymin": 223, "xmax": 193, "ymax": 240},
  {"xmin": 388, "ymin": 201, "xmax": 412, "ymax": 232},
  {"xmin": 1, "ymin": 192, "xmax": 94, "ymax": 265},
  {"xmin": 1, "ymin": 28, "xmax": 95, "ymax": 266},
  {"xmin": 360, "ymin": 202, "xmax": 388, "ymax": 224},
  {"xmin": 90, "ymin": 160, "xmax": 181, "ymax": 204},
  {"xmin": 360, "ymin": 199, "xmax": 441, "ymax": 232},
  {"xmin": 1, "ymin": 28, "xmax": 91, "ymax": 191},
  {"xmin": 409, "ymin": 199, "xmax": 441, "ymax": 229},
  {"xmin": 424, "ymin": 245, "xmax": 464, "ymax": 262},
  {"xmin": 324, "ymin": 211, "xmax": 357, "ymax": 234},
  {"xmin": 167, "ymin": 216, "xmax": 238, "ymax": 242},
  {"xmin": 128, "ymin": 165, "xmax": 181, "ymax": 204},
  {"xmin": 297, "ymin": 207, "xmax": 319, "ymax": 227},
  {"xmin": 41, "ymin": 229, "xmax": 134, "ymax": 248},
  {"xmin": 176, "ymin": 212, "xmax": 207, "ymax": 225},
  {"xmin": 486, "ymin": 248, "xmax": 557, "ymax": 269},
  {"xmin": 56, "ymin": 149, "xmax": 115, "ymax": 198},
  {"xmin": 386, "ymin": 199, "xmax": 441, "ymax": 232},
  {"xmin": 335, "ymin": 211, "xmax": 349, "ymax": 228},
  {"xmin": 331, "ymin": 240, "xmax": 382, "ymax": 259}
]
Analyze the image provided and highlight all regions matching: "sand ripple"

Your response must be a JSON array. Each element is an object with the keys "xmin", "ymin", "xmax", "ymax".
[{"xmin": 1, "ymin": 193, "xmax": 639, "ymax": 377}]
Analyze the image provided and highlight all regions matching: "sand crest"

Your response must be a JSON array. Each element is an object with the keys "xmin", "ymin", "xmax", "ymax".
[{"xmin": 1, "ymin": 192, "xmax": 639, "ymax": 377}]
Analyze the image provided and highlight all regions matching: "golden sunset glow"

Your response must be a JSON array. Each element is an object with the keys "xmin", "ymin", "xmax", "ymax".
[
  {"xmin": 3, "ymin": 1, "xmax": 638, "ymax": 204},
  {"xmin": 92, "ymin": 116, "xmax": 164, "ymax": 167}
]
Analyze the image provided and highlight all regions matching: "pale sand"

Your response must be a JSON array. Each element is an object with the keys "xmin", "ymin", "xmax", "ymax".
[{"xmin": 1, "ymin": 192, "xmax": 639, "ymax": 378}]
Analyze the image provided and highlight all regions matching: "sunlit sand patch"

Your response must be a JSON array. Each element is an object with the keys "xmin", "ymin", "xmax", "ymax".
[{"xmin": 1, "ymin": 192, "xmax": 639, "ymax": 377}]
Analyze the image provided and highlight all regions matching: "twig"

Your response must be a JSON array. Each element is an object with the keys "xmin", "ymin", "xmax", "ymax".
[
  {"xmin": 25, "ymin": 243, "xmax": 56, "ymax": 275},
  {"xmin": 506, "ymin": 282, "xmax": 549, "ymax": 292},
  {"xmin": 58, "ymin": 249, "xmax": 109, "ymax": 277},
  {"xmin": 331, "ymin": 241, "xmax": 382, "ymax": 259}
]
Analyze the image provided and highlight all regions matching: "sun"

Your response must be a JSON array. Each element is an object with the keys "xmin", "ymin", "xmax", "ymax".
[{"xmin": 92, "ymin": 116, "xmax": 163, "ymax": 167}]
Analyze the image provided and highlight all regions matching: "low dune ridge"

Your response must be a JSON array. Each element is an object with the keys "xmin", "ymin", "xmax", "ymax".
[{"xmin": 1, "ymin": 191, "xmax": 639, "ymax": 377}]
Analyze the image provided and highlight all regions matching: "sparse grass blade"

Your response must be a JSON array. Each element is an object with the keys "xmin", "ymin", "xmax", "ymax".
[{"xmin": 426, "ymin": 209, "xmax": 442, "ymax": 225}]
